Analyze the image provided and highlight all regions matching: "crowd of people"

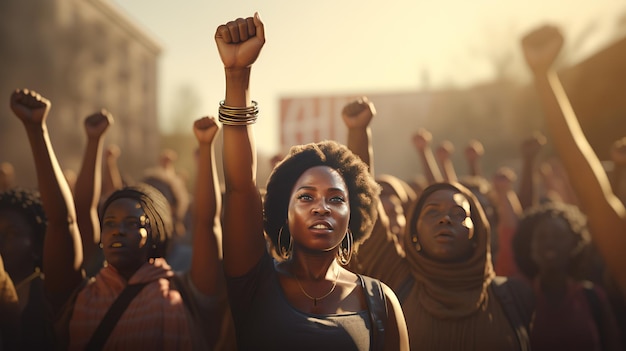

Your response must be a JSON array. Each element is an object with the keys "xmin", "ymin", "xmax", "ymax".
[{"xmin": 0, "ymin": 13, "xmax": 624, "ymax": 351}]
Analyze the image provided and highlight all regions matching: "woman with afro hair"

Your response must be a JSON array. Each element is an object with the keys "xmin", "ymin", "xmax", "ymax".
[
  {"xmin": 513, "ymin": 201, "xmax": 622, "ymax": 351},
  {"xmin": 0, "ymin": 187, "xmax": 51, "ymax": 349},
  {"xmin": 215, "ymin": 13, "xmax": 408, "ymax": 351}
]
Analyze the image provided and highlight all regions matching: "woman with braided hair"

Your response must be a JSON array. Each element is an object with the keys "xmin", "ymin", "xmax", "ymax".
[{"xmin": 10, "ymin": 88, "xmax": 223, "ymax": 350}]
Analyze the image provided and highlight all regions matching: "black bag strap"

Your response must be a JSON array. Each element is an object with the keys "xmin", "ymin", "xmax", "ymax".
[
  {"xmin": 358, "ymin": 275, "xmax": 387, "ymax": 351},
  {"xmin": 84, "ymin": 282, "xmax": 148, "ymax": 351}
]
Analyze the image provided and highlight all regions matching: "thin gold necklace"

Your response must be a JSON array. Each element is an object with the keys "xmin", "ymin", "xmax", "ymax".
[{"xmin": 295, "ymin": 265, "xmax": 341, "ymax": 306}]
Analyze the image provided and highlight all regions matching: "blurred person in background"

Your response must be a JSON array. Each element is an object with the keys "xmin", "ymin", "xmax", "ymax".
[
  {"xmin": 513, "ymin": 201, "xmax": 622, "ymax": 351},
  {"xmin": 522, "ymin": 22, "xmax": 626, "ymax": 347}
]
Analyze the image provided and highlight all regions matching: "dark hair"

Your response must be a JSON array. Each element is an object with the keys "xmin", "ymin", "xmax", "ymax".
[
  {"xmin": 513, "ymin": 201, "xmax": 591, "ymax": 279},
  {"xmin": 0, "ymin": 188, "xmax": 47, "ymax": 268},
  {"xmin": 142, "ymin": 169, "xmax": 190, "ymax": 235},
  {"xmin": 263, "ymin": 140, "xmax": 380, "ymax": 256},
  {"xmin": 100, "ymin": 183, "xmax": 173, "ymax": 258}
]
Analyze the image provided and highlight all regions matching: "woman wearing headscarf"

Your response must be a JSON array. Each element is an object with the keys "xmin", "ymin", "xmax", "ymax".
[{"xmin": 342, "ymin": 98, "xmax": 533, "ymax": 350}]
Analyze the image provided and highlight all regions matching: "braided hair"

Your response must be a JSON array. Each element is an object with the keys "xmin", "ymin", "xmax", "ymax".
[{"xmin": 100, "ymin": 183, "xmax": 173, "ymax": 258}]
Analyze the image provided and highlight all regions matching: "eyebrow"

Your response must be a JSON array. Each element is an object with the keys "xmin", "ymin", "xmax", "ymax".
[{"xmin": 296, "ymin": 186, "xmax": 346, "ymax": 193}]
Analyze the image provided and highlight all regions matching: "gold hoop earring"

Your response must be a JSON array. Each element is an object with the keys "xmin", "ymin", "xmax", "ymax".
[
  {"xmin": 277, "ymin": 226, "xmax": 293, "ymax": 259},
  {"xmin": 337, "ymin": 229, "xmax": 353, "ymax": 265},
  {"xmin": 411, "ymin": 235, "xmax": 422, "ymax": 252}
]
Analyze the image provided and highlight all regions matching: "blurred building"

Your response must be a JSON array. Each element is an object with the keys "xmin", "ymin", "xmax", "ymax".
[
  {"xmin": 0, "ymin": 0, "xmax": 161, "ymax": 188},
  {"xmin": 279, "ymin": 36, "xmax": 626, "ymax": 183},
  {"xmin": 560, "ymin": 36, "xmax": 626, "ymax": 161}
]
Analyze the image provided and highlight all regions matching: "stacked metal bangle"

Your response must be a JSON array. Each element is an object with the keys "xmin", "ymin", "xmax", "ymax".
[{"xmin": 218, "ymin": 100, "xmax": 259, "ymax": 125}]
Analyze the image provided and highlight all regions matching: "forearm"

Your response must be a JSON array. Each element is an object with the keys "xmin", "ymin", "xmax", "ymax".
[
  {"xmin": 26, "ymin": 126, "xmax": 80, "ymax": 239},
  {"xmin": 75, "ymin": 137, "xmax": 104, "ymax": 255},
  {"xmin": 346, "ymin": 127, "xmax": 373, "ymax": 174},
  {"xmin": 537, "ymin": 71, "xmax": 619, "ymax": 212},
  {"xmin": 191, "ymin": 142, "xmax": 221, "ymax": 295},
  {"xmin": 440, "ymin": 159, "xmax": 458, "ymax": 183},
  {"xmin": 221, "ymin": 67, "xmax": 266, "ymax": 276},
  {"xmin": 223, "ymin": 68, "xmax": 256, "ymax": 190},
  {"xmin": 518, "ymin": 159, "xmax": 536, "ymax": 210},
  {"xmin": 495, "ymin": 190, "xmax": 522, "ymax": 230},
  {"xmin": 24, "ymin": 125, "xmax": 83, "ymax": 300},
  {"xmin": 467, "ymin": 160, "xmax": 481, "ymax": 177},
  {"xmin": 418, "ymin": 149, "xmax": 443, "ymax": 184},
  {"xmin": 102, "ymin": 158, "xmax": 123, "ymax": 197},
  {"xmin": 536, "ymin": 70, "xmax": 626, "ymax": 295}
]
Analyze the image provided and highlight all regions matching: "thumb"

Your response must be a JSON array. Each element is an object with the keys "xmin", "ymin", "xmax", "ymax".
[{"xmin": 253, "ymin": 12, "xmax": 265, "ymax": 42}]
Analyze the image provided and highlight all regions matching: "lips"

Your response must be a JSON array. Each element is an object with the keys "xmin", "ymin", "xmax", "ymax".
[
  {"xmin": 433, "ymin": 230, "xmax": 455, "ymax": 243},
  {"xmin": 435, "ymin": 229, "xmax": 453, "ymax": 237},
  {"xmin": 309, "ymin": 221, "xmax": 333, "ymax": 231},
  {"xmin": 110, "ymin": 242, "xmax": 124, "ymax": 248}
]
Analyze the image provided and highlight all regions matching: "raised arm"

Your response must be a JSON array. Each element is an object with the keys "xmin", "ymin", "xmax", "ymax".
[
  {"xmin": 412, "ymin": 128, "xmax": 444, "ymax": 184},
  {"xmin": 101, "ymin": 144, "xmax": 123, "ymax": 202},
  {"xmin": 74, "ymin": 110, "xmax": 112, "ymax": 272},
  {"xmin": 464, "ymin": 139, "xmax": 484, "ymax": 178},
  {"xmin": 215, "ymin": 14, "xmax": 267, "ymax": 277},
  {"xmin": 9, "ymin": 89, "xmax": 83, "ymax": 311},
  {"xmin": 522, "ymin": 25, "xmax": 626, "ymax": 297},
  {"xmin": 609, "ymin": 137, "xmax": 626, "ymax": 202},
  {"xmin": 435, "ymin": 140, "xmax": 458, "ymax": 183},
  {"xmin": 492, "ymin": 167, "xmax": 523, "ymax": 276},
  {"xmin": 341, "ymin": 99, "xmax": 409, "ymax": 292},
  {"xmin": 190, "ymin": 116, "xmax": 222, "ymax": 295},
  {"xmin": 342, "ymin": 97, "xmax": 375, "ymax": 174},
  {"xmin": 492, "ymin": 167, "xmax": 522, "ymax": 231},
  {"xmin": 517, "ymin": 132, "xmax": 546, "ymax": 210}
]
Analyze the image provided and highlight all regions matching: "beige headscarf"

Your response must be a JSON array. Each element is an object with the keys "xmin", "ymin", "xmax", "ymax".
[{"xmin": 401, "ymin": 182, "xmax": 518, "ymax": 350}]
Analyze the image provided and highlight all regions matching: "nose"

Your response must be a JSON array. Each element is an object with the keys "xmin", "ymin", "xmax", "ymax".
[
  {"xmin": 103, "ymin": 222, "xmax": 126, "ymax": 235},
  {"xmin": 439, "ymin": 214, "xmax": 452, "ymax": 224},
  {"xmin": 312, "ymin": 199, "xmax": 331, "ymax": 215}
]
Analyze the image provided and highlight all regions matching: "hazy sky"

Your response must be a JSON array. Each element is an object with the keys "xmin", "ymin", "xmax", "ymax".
[{"xmin": 111, "ymin": 0, "xmax": 625, "ymax": 155}]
